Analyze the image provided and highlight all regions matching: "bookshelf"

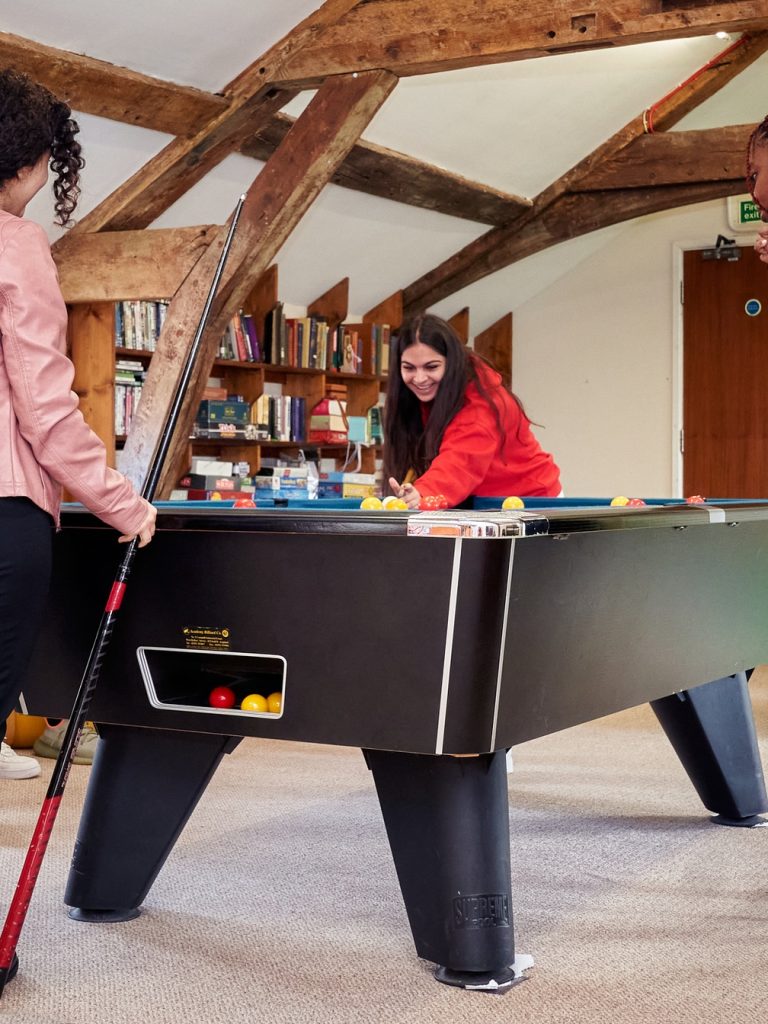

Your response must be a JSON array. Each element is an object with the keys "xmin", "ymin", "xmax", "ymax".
[
  {"xmin": 67, "ymin": 266, "xmax": 398, "ymax": 488},
  {"xmin": 474, "ymin": 313, "xmax": 512, "ymax": 388},
  {"xmin": 191, "ymin": 266, "xmax": 391, "ymax": 476}
]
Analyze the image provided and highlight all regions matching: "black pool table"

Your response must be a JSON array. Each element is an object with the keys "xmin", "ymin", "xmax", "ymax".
[{"xmin": 21, "ymin": 497, "xmax": 768, "ymax": 990}]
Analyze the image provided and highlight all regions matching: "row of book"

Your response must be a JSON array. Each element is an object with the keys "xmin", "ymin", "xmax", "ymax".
[
  {"xmin": 219, "ymin": 312, "xmax": 262, "ymax": 362},
  {"xmin": 114, "ymin": 359, "xmax": 146, "ymax": 435},
  {"xmin": 114, "ymin": 300, "xmax": 169, "ymax": 351},
  {"xmin": 252, "ymin": 394, "xmax": 307, "ymax": 443},
  {"xmin": 263, "ymin": 304, "xmax": 391, "ymax": 376},
  {"xmin": 112, "ymin": 301, "xmax": 392, "ymax": 378}
]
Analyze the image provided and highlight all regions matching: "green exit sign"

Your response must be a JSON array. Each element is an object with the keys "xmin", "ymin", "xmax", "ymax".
[
  {"xmin": 738, "ymin": 199, "xmax": 762, "ymax": 224},
  {"xmin": 727, "ymin": 194, "xmax": 763, "ymax": 231}
]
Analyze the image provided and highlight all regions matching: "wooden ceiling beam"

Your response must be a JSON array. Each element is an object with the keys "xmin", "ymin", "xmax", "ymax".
[
  {"xmin": 584, "ymin": 125, "xmax": 755, "ymax": 190},
  {"xmin": 641, "ymin": 29, "xmax": 768, "ymax": 132},
  {"xmin": 119, "ymin": 68, "xmax": 398, "ymax": 496},
  {"xmin": 403, "ymin": 179, "xmax": 745, "ymax": 313},
  {"xmin": 242, "ymin": 112, "xmax": 530, "ymax": 225},
  {"xmin": 54, "ymin": 227, "xmax": 216, "ymax": 303},
  {"xmin": 0, "ymin": 31, "xmax": 224, "ymax": 133},
  {"xmin": 53, "ymin": 0, "xmax": 360, "ymax": 237},
  {"xmin": 271, "ymin": 1, "xmax": 768, "ymax": 84},
  {"xmin": 0, "ymin": 29, "xmax": 526, "ymax": 229}
]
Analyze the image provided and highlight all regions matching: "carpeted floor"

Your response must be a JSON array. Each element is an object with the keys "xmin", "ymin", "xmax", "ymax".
[{"xmin": 1, "ymin": 673, "xmax": 767, "ymax": 1024}]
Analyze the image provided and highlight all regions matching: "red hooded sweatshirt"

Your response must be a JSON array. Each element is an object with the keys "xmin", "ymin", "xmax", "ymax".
[{"xmin": 413, "ymin": 361, "xmax": 561, "ymax": 506}]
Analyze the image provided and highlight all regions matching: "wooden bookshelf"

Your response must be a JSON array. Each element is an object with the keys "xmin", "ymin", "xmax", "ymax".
[
  {"xmin": 68, "ymin": 265, "xmax": 398, "ymax": 484},
  {"xmin": 448, "ymin": 306, "xmax": 470, "ymax": 344},
  {"xmin": 307, "ymin": 277, "xmax": 349, "ymax": 332},
  {"xmin": 69, "ymin": 302, "xmax": 117, "ymax": 466},
  {"xmin": 474, "ymin": 313, "xmax": 512, "ymax": 387}
]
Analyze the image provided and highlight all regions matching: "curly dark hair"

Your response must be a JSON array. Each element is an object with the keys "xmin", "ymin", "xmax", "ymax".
[
  {"xmin": 0, "ymin": 68, "xmax": 84, "ymax": 226},
  {"xmin": 746, "ymin": 114, "xmax": 768, "ymax": 206}
]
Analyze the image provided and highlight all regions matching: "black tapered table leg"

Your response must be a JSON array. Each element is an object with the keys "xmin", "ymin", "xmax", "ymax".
[
  {"xmin": 365, "ymin": 748, "xmax": 525, "ymax": 989},
  {"xmin": 650, "ymin": 672, "xmax": 767, "ymax": 826},
  {"xmin": 65, "ymin": 724, "xmax": 241, "ymax": 921}
]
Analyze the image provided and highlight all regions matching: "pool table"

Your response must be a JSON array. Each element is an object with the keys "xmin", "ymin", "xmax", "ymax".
[{"xmin": 21, "ymin": 496, "xmax": 768, "ymax": 989}]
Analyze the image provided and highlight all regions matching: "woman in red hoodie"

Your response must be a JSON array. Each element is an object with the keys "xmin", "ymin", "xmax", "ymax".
[
  {"xmin": 385, "ymin": 313, "xmax": 561, "ymax": 508},
  {"xmin": 0, "ymin": 71, "xmax": 156, "ymax": 800}
]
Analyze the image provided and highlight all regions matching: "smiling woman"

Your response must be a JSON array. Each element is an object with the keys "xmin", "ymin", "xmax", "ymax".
[{"xmin": 383, "ymin": 312, "xmax": 561, "ymax": 509}]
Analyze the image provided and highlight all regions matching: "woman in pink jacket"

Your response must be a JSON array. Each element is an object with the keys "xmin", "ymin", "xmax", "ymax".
[
  {"xmin": 385, "ymin": 313, "xmax": 561, "ymax": 508},
  {"xmin": 0, "ymin": 70, "xmax": 156, "ymax": 794}
]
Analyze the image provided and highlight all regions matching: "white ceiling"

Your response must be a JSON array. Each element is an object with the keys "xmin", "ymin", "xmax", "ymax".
[{"xmin": 4, "ymin": 1, "xmax": 768, "ymax": 324}]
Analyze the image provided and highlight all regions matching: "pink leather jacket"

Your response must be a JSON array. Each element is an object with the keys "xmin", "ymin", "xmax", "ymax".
[{"xmin": 0, "ymin": 210, "xmax": 148, "ymax": 532}]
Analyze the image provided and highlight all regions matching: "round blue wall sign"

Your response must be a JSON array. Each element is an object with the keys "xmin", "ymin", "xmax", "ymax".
[{"xmin": 745, "ymin": 298, "xmax": 762, "ymax": 317}]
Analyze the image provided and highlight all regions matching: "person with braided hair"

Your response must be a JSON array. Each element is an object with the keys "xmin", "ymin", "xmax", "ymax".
[
  {"xmin": 0, "ymin": 70, "xmax": 156, "ymax": 793},
  {"xmin": 747, "ymin": 114, "xmax": 768, "ymax": 264}
]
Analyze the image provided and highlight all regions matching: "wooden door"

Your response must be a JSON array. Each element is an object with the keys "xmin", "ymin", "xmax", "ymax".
[{"xmin": 683, "ymin": 247, "xmax": 768, "ymax": 497}]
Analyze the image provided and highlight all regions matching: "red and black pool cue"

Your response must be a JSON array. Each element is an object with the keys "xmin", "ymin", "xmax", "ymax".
[{"xmin": 0, "ymin": 194, "xmax": 246, "ymax": 996}]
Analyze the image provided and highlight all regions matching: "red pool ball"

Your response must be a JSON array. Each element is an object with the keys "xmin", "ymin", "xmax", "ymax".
[
  {"xmin": 208, "ymin": 686, "xmax": 236, "ymax": 709},
  {"xmin": 419, "ymin": 494, "xmax": 448, "ymax": 511},
  {"xmin": 686, "ymin": 495, "xmax": 706, "ymax": 504},
  {"xmin": 626, "ymin": 498, "xmax": 646, "ymax": 507},
  {"xmin": 233, "ymin": 497, "xmax": 256, "ymax": 508}
]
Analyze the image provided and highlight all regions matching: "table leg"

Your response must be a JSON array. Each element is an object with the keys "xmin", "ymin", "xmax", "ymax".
[
  {"xmin": 364, "ymin": 749, "xmax": 527, "ymax": 989},
  {"xmin": 65, "ymin": 724, "xmax": 241, "ymax": 921},
  {"xmin": 650, "ymin": 672, "xmax": 768, "ymax": 825}
]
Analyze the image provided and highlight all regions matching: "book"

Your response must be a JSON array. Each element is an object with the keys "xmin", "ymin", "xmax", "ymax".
[
  {"xmin": 182, "ymin": 475, "xmax": 243, "ymax": 491},
  {"xmin": 196, "ymin": 399, "xmax": 251, "ymax": 427},
  {"xmin": 241, "ymin": 314, "xmax": 261, "ymax": 362}
]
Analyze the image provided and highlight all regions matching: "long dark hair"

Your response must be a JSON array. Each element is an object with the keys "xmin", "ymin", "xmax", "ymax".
[
  {"xmin": 383, "ymin": 313, "xmax": 528, "ymax": 488},
  {"xmin": 746, "ymin": 114, "xmax": 768, "ymax": 210},
  {"xmin": 0, "ymin": 69, "xmax": 84, "ymax": 226}
]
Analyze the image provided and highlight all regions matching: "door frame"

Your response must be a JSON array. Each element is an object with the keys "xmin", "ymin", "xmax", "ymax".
[
  {"xmin": 672, "ymin": 233, "xmax": 759, "ymax": 498},
  {"xmin": 672, "ymin": 240, "xmax": 700, "ymax": 498}
]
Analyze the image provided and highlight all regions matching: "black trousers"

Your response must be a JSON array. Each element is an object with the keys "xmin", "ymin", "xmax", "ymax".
[{"xmin": 0, "ymin": 498, "xmax": 53, "ymax": 741}]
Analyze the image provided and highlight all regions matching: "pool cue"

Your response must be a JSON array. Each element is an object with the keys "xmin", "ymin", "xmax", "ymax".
[{"xmin": 0, "ymin": 194, "xmax": 246, "ymax": 996}]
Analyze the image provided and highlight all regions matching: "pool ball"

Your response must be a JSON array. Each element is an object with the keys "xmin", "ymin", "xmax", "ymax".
[
  {"xmin": 686, "ymin": 495, "xmax": 706, "ymax": 504},
  {"xmin": 626, "ymin": 498, "xmax": 646, "ymax": 507},
  {"xmin": 241, "ymin": 693, "xmax": 268, "ymax": 713},
  {"xmin": 420, "ymin": 494, "xmax": 448, "ymax": 510},
  {"xmin": 210, "ymin": 491, "xmax": 223, "ymax": 501},
  {"xmin": 208, "ymin": 686, "xmax": 236, "ymax": 709},
  {"xmin": 267, "ymin": 692, "xmax": 282, "ymax": 714},
  {"xmin": 383, "ymin": 496, "xmax": 409, "ymax": 510},
  {"xmin": 360, "ymin": 496, "xmax": 383, "ymax": 510},
  {"xmin": 233, "ymin": 497, "xmax": 256, "ymax": 508},
  {"xmin": 610, "ymin": 496, "xmax": 630, "ymax": 507},
  {"xmin": 502, "ymin": 496, "xmax": 525, "ymax": 510}
]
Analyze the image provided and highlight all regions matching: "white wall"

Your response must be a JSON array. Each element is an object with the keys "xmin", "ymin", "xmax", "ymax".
[{"xmin": 511, "ymin": 198, "xmax": 746, "ymax": 498}]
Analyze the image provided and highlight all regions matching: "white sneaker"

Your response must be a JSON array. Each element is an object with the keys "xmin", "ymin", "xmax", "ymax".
[{"xmin": 0, "ymin": 742, "xmax": 42, "ymax": 780}]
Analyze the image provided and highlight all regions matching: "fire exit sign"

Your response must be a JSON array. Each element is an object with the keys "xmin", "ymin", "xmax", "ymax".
[{"xmin": 727, "ymin": 194, "xmax": 762, "ymax": 231}]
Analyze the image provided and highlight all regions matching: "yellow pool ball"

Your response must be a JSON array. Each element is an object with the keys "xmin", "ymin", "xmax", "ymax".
[
  {"xmin": 610, "ymin": 496, "xmax": 630, "ymax": 507},
  {"xmin": 241, "ymin": 693, "xmax": 268, "ymax": 713},
  {"xmin": 502, "ymin": 496, "xmax": 525, "ymax": 510},
  {"xmin": 267, "ymin": 692, "xmax": 283, "ymax": 714},
  {"xmin": 382, "ymin": 496, "xmax": 408, "ymax": 510},
  {"xmin": 360, "ymin": 496, "xmax": 383, "ymax": 510}
]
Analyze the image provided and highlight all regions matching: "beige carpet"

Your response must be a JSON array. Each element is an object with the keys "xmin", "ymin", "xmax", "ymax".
[{"xmin": 1, "ymin": 674, "xmax": 767, "ymax": 1024}]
